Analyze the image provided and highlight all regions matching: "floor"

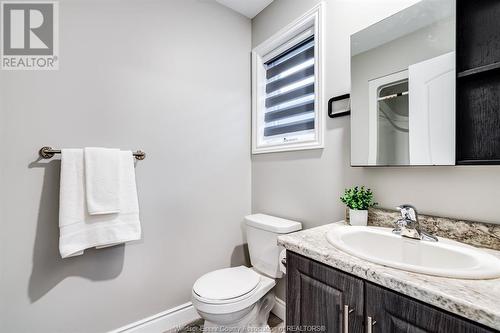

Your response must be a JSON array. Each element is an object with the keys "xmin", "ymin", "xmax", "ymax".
[{"xmin": 170, "ymin": 313, "xmax": 284, "ymax": 333}]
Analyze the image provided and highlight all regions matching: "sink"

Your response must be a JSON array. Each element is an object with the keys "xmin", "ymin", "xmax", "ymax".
[{"xmin": 325, "ymin": 224, "xmax": 500, "ymax": 279}]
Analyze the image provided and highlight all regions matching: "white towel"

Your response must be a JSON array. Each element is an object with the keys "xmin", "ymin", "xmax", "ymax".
[
  {"xmin": 59, "ymin": 149, "xmax": 141, "ymax": 258},
  {"xmin": 84, "ymin": 147, "xmax": 121, "ymax": 215}
]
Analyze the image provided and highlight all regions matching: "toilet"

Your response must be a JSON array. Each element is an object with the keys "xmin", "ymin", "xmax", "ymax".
[{"xmin": 191, "ymin": 214, "xmax": 302, "ymax": 332}]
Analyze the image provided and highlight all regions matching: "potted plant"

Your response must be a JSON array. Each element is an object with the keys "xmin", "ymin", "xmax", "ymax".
[{"xmin": 340, "ymin": 186, "xmax": 376, "ymax": 226}]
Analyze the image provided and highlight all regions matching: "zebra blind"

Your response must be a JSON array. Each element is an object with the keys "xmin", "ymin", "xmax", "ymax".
[{"xmin": 263, "ymin": 36, "xmax": 315, "ymax": 140}]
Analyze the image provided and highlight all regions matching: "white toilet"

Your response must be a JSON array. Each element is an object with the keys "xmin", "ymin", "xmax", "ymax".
[{"xmin": 191, "ymin": 214, "xmax": 302, "ymax": 332}]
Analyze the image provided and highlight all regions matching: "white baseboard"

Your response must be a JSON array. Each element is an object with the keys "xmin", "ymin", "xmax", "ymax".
[
  {"xmin": 271, "ymin": 297, "xmax": 285, "ymax": 321},
  {"xmin": 109, "ymin": 297, "xmax": 284, "ymax": 333},
  {"xmin": 109, "ymin": 302, "xmax": 200, "ymax": 333}
]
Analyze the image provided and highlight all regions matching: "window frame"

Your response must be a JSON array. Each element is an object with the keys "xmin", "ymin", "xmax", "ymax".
[{"xmin": 251, "ymin": 3, "xmax": 325, "ymax": 154}]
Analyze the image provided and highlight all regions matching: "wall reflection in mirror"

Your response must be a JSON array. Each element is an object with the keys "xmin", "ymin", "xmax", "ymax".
[{"xmin": 350, "ymin": 0, "xmax": 455, "ymax": 166}]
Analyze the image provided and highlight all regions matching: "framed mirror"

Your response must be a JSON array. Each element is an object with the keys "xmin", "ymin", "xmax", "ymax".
[{"xmin": 350, "ymin": 0, "xmax": 456, "ymax": 166}]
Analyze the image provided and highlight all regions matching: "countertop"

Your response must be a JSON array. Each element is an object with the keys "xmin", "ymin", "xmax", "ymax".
[{"xmin": 277, "ymin": 222, "xmax": 500, "ymax": 330}]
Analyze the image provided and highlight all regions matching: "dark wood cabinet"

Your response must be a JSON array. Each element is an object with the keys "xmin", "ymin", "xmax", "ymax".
[
  {"xmin": 456, "ymin": 0, "xmax": 500, "ymax": 164},
  {"xmin": 287, "ymin": 251, "xmax": 364, "ymax": 333},
  {"xmin": 365, "ymin": 282, "xmax": 493, "ymax": 333},
  {"xmin": 287, "ymin": 251, "xmax": 497, "ymax": 333}
]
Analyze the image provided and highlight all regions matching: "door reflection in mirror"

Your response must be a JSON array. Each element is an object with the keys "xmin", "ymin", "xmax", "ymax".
[{"xmin": 351, "ymin": 0, "xmax": 455, "ymax": 166}]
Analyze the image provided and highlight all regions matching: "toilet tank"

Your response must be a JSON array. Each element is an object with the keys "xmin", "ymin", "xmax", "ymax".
[{"xmin": 245, "ymin": 214, "xmax": 302, "ymax": 278}]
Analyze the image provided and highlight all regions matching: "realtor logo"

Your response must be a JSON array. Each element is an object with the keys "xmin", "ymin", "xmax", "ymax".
[{"xmin": 1, "ymin": 1, "xmax": 58, "ymax": 70}]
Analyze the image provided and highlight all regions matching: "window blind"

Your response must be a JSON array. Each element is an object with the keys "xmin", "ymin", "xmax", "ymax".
[{"xmin": 263, "ymin": 36, "xmax": 315, "ymax": 138}]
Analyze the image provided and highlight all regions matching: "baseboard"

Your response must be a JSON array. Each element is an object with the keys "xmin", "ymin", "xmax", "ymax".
[
  {"xmin": 271, "ymin": 297, "xmax": 285, "ymax": 321},
  {"xmin": 109, "ymin": 296, "xmax": 283, "ymax": 332},
  {"xmin": 109, "ymin": 302, "xmax": 200, "ymax": 333}
]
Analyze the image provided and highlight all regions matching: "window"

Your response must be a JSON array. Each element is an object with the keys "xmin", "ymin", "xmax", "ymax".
[{"xmin": 252, "ymin": 4, "xmax": 324, "ymax": 154}]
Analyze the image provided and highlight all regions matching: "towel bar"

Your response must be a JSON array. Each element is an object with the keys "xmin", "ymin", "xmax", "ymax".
[{"xmin": 39, "ymin": 146, "xmax": 146, "ymax": 160}]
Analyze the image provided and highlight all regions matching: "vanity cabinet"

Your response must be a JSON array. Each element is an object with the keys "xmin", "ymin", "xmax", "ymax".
[
  {"xmin": 287, "ymin": 251, "xmax": 364, "ymax": 333},
  {"xmin": 286, "ymin": 251, "xmax": 497, "ymax": 333},
  {"xmin": 365, "ymin": 283, "xmax": 492, "ymax": 333}
]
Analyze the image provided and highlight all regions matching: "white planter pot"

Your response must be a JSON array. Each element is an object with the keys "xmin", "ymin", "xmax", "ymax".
[{"xmin": 349, "ymin": 209, "xmax": 368, "ymax": 226}]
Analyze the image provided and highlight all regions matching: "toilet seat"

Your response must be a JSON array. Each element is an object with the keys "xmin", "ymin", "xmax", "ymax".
[
  {"xmin": 193, "ymin": 266, "xmax": 260, "ymax": 302},
  {"xmin": 192, "ymin": 267, "xmax": 275, "ymax": 314},
  {"xmin": 193, "ymin": 282, "xmax": 260, "ymax": 306}
]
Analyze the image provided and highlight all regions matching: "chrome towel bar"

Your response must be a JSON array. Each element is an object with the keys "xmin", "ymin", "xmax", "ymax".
[{"xmin": 39, "ymin": 146, "xmax": 146, "ymax": 160}]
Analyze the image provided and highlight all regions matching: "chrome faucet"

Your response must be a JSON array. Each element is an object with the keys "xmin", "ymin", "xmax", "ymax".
[{"xmin": 393, "ymin": 204, "xmax": 438, "ymax": 242}]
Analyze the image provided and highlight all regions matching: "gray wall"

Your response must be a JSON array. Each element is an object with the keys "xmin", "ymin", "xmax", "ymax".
[
  {"xmin": 0, "ymin": 1, "xmax": 251, "ymax": 332},
  {"xmin": 252, "ymin": 0, "xmax": 500, "ymax": 298}
]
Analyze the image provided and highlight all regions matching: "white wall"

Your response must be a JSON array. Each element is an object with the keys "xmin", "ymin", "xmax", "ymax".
[
  {"xmin": 252, "ymin": 0, "xmax": 500, "ymax": 298},
  {"xmin": 0, "ymin": 1, "xmax": 251, "ymax": 332},
  {"xmin": 253, "ymin": 0, "xmax": 500, "ymax": 226},
  {"xmin": 252, "ymin": 0, "xmax": 421, "ymax": 229}
]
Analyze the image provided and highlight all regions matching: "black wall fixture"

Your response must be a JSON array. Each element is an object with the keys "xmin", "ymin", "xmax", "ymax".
[
  {"xmin": 328, "ymin": 93, "xmax": 350, "ymax": 118},
  {"xmin": 456, "ymin": 0, "xmax": 500, "ymax": 165}
]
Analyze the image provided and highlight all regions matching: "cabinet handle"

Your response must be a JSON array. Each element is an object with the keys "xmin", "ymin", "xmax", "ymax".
[
  {"xmin": 366, "ymin": 316, "xmax": 377, "ymax": 333},
  {"xmin": 343, "ymin": 305, "xmax": 355, "ymax": 333}
]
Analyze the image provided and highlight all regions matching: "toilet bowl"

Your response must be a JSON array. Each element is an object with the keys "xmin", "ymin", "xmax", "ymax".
[
  {"xmin": 191, "ymin": 214, "xmax": 302, "ymax": 333},
  {"xmin": 192, "ymin": 266, "xmax": 276, "ymax": 332}
]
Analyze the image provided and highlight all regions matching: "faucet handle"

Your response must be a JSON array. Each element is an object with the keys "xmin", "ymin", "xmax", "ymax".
[{"xmin": 396, "ymin": 204, "xmax": 418, "ymax": 222}]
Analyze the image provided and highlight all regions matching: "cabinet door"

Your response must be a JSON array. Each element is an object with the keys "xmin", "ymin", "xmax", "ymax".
[
  {"xmin": 365, "ymin": 282, "xmax": 496, "ymax": 333},
  {"xmin": 287, "ymin": 251, "xmax": 364, "ymax": 333}
]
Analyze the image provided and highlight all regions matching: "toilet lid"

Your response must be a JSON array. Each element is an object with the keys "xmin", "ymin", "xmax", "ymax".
[{"xmin": 193, "ymin": 266, "xmax": 260, "ymax": 301}]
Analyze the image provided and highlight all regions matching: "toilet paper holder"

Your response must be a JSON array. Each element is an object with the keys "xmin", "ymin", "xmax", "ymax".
[{"xmin": 281, "ymin": 258, "xmax": 287, "ymax": 267}]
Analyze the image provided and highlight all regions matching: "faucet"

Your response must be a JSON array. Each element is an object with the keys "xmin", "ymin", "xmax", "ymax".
[{"xmin": 393, "ymin": 204, "xmax": 438, "ymax": 242}]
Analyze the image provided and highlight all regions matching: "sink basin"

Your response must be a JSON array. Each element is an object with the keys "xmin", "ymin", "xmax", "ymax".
[{"xmin": 326, "ymin": 225, "xmax": 500, "ymax": 279}]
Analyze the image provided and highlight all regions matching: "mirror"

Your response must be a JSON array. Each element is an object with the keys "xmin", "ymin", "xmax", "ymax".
[{"xmin": 350, "ymin": 0, "xmax": 456, "ymax": 166}]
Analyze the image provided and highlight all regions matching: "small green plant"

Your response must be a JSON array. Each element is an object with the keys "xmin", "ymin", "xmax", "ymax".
[{"xmin": 340, "ymin": 186, "xmax": 377, "ymax": 210}]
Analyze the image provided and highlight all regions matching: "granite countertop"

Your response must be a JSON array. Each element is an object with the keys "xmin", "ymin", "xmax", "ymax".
[{"xmin": 277, "ymin": 222, "xmax": 500, "ymax": 331}]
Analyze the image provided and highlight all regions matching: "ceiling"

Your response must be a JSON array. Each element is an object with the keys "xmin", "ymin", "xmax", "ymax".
[{"xmin": 215, "ymin": 0, "xmax": 274, "ymax": 19}]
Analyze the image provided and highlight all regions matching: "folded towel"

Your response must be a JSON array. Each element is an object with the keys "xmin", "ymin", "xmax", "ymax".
[
  {"xmin": 59, "ymin": 149, "xmax": 141, "ymax": 258},
  {"xmin": 84, "ymin": 147, "xmax": 120, "ymax": 215}
]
